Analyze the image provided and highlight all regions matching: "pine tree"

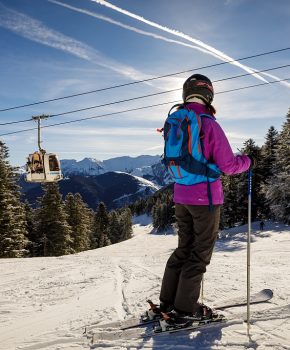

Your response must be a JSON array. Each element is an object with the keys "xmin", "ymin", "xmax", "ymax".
[
  {"xmin": 36, "ymin": 183, "xmax": 73, "ymax": 256},
  {"xmin": 151, "ymin": 192, "xmax": 174, "ymax": 231},
  {"xmin": 108, "ymin": 210, "xmax": 122, "ymax": 244},
  {"xmin": 221, "ymin": 175, "xmax": 240, "ymax": 228},
  {"xmin": 64, "ymin": 193, "xmax": 92, "ymax": 253},
  {"xmin": 259, "ymin": 126, "xmax": 279, "ymax": 217},
  {"xmin": 146, "ymin": 196, "xmax": 156, "ymax": 215},
  {"xmin": 0, "ymin": 141, "xmax": 28, "ymax": 258},
  {"xmin": 165, "ymin": 191, "xmax": 175, "ymax": 226},
  {"xmin": 130, "ymin": 198, "xmax": 146, "ymax": 216},
  {"xmin": 264, "ymin": 111, "xmax": 290, "ymax": 223},
  {"xmin": 261, "ymin": 126, "xmax": 279, "ymax": 179},
  {"xmin": 152, "ymin": 198, "xmax": 162, "ymax": 229},
  {"xmin": 118, "ymin": 208, "xmax": 133, "ymax": 241},
  {"xmin": 93, "ymin": 202, "xmax": 110, "ymax": 248}
]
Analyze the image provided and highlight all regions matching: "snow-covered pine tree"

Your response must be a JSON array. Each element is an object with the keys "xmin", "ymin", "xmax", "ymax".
[
  {"xmin": 64, "ymin": 193, "xmax": 92, "ymax": 253},
  {"xmin": 23, "ymin": 201, "xmax": 37, "ymax": 257},
  {"xmin": 93, "ymin": 202, "xmax": 110, "ymax": 248},
  {"xmin": 264, "ymin": 110, "xmax": 290, "ymax": 223},
  {"xmin": 0, "ymin": 141, "xmax": 28, "ymax": 258},
  {"xmin": 36, "ymin": 183, "xmax": 73, "ymax": 256}
]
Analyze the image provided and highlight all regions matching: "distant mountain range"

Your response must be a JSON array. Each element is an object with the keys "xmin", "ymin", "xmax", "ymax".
[
  {"xmin": 19, "ymin": 155, "xmax": 172, "ymax": 209},
  {"xmin": 59, "ymin": 155, "xmax": 171, "ymax": 187},
  {"xmin": 61, "ymin": 155, "xmax": 160, "ymax": 175}
]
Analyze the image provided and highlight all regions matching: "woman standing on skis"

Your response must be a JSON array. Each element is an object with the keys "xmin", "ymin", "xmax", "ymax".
[{"xmin": 156, "ymin": 74, "xmax": 252, "ymax": 326}]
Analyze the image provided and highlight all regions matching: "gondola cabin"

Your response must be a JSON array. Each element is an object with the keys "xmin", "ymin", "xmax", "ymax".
[{"xmin": 25, "ymin": 151, "xmax": 63, "ymax": 183}]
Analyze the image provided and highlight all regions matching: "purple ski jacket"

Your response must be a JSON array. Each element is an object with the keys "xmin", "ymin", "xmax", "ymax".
[{"xmin": 173, "ymin": 103, "xmax": 251, "ymax": 206}]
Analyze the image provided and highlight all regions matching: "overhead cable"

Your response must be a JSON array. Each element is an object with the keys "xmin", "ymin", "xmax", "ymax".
[
  {"xmin": 0, "ymin": 46, "xmax": 289, "ymax": 113},
  {"xmin": 0, "ymin": 77, "xmax": 289, "ymax": 138},
  {"xmin": 1, "ymin": 63, "xmax": 289, "ymax": 126}
]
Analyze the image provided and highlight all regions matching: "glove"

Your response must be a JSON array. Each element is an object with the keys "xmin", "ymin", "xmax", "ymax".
[{"xmin": 248, "ymin": 155, "xmax": 257, "ymax": 168}]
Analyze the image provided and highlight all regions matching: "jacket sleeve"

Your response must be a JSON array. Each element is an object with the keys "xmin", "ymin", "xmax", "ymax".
[{"xmin": 206, "ymin": 120, "xmax": 251, "ymax": 175}]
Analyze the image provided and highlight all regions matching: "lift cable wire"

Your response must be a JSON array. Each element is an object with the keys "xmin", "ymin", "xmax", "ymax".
[
  {"xmin": 1, "ymin": 63, "xmax": 289, "ymax": 126},
  {"xmin": 0, "ymin": 77, "xmax": 289, "ymax": 138},
  {"xmin": 0, "ymin": 46, "xmax": 289, "ymax": 113}
]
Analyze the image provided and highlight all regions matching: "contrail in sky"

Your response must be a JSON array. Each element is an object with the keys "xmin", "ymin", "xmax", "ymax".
[
  {"xmin": 0, "ymin": 2, "xmax": 151, "ymax": 82},
  {"xmin": 49, "ymin": 0, "xmax": 224, "ymax": 61},
  {"xmin": 51, "ymin": 0, "xmax": 290, "ymax": 89},
  {"xmin": 91, "ymin": 0, "xmax": 272, "ymax": 83}
]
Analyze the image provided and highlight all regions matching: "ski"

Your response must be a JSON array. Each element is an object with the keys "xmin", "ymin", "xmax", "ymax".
[
  {"xmin": 214, "ymin": 288, "xmax": 273, "ymax": 310},
  {"xmin": 88, "ymin": 315, "xmax": 242, "ymax": 343},
  {"xmin": 87, "ymin": 302, "xmax": 290, "ymax": 344},
  {"xmin": 144, "ymin": 314, "xmax": 229, "ymax": 338},
  {"xmin": 84, "ymin": 288, "xmax": 273, "ymax": 343},
  {"xmin": 118, "ymin": 288, "xmax": 273, "ymax": 331}
]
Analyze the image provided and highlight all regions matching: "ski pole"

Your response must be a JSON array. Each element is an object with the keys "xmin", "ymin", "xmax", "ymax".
[
  {"xmin": 247, "ymin": 169, "xmax": 253, "ymax": 335},
  {"xmin": 201, "ymin": 274, "xmax": 204, "ymax": 304}
]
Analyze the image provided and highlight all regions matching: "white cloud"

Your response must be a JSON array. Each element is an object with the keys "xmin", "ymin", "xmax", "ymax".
[
  {"xmin": 44, "ymin": 126, "xmax": 155, "ymax": 136},
  {"xmin": 145, "ymin": 144, "xmax": 163, "ymax": 151},
  {"xmin": 0, "ymin": 2, "xmax": 151, "ymax": 82}
]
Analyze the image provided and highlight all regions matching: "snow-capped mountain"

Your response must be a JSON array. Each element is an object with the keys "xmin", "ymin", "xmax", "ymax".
[
  {"xmin": 60, "ymin": 155, "xmax": 161, "ymax": 177},
  {"xmin": 60, "ymin": 155, "xmax": 171, "ymax": 186},
  {"xmin": 61, "ymin": 158, "xmax": 105, "ymax": 176}
]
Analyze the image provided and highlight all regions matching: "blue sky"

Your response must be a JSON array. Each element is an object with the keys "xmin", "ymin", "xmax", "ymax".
[{"xmin": 0, "ymin": 0, "xmax": 289, "ymax": 166}]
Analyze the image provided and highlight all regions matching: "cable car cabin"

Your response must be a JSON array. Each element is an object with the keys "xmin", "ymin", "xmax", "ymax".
[{"xmin": 25, "ymin": 152, "xmax": 63, "ymax": 183}]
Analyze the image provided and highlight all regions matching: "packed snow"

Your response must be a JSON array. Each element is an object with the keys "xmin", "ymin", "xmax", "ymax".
[{"xmin": 0, "ymin": 219, "xmax": 289, "ymax": 350}]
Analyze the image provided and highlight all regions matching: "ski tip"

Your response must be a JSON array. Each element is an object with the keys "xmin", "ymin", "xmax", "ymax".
[{"xmin": 261, "ymin": 288, "xmax": 274, "ymax": 298}]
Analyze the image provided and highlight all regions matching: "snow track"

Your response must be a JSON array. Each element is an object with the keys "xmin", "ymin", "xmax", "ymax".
[{"xmin": 0, "ymin": 221, "xmax": 289, "ymax": 349}]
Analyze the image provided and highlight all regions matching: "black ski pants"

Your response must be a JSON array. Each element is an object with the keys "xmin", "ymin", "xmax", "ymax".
[{"xmin": 160, "ymin": 204, "xmax": 221, "ymax": 313}]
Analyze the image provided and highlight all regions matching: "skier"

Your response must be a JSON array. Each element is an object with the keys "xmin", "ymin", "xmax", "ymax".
[
  {"xmin": 260, "ymin": 221, "xmax": 265, "ymax": 230},
  {"xmin": 154, "ymin": 74, "xmax": 253, "ymax": 329}
]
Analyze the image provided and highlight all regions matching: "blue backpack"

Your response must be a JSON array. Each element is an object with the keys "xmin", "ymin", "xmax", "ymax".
[{"xmin": 161, "ymin": 104, "xmax": 221, "ymax": 186}]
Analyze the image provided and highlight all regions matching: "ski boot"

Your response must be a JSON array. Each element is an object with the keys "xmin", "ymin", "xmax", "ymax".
[{"xmin": 154, "ymin": 311, "xmax": 193, "ymax": 332}]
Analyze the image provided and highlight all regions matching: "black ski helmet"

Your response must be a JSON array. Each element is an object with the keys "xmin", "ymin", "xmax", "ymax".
[{"xmin": 182, "ymin": 74, "xmax": 214, "ymax": 104}]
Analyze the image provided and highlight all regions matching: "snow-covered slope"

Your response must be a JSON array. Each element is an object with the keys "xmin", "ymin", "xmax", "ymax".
[{"xmin": 0, "ymin": 221, "xmax": 289, "ymax": 350}]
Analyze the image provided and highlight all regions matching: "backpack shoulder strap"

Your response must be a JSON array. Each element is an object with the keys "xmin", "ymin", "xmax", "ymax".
[
  {"xmin": 168, "ymin": 103, "xmax": 185, "ymax": 116},
  {"xmin": 199, "ymin": 113, "xmax": 216, "ymax": 121}
]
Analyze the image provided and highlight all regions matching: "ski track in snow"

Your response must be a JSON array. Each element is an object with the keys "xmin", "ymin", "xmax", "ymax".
[{"xmin": 0, "ymin": 221, "xmax": 289, "ymax": 349}]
